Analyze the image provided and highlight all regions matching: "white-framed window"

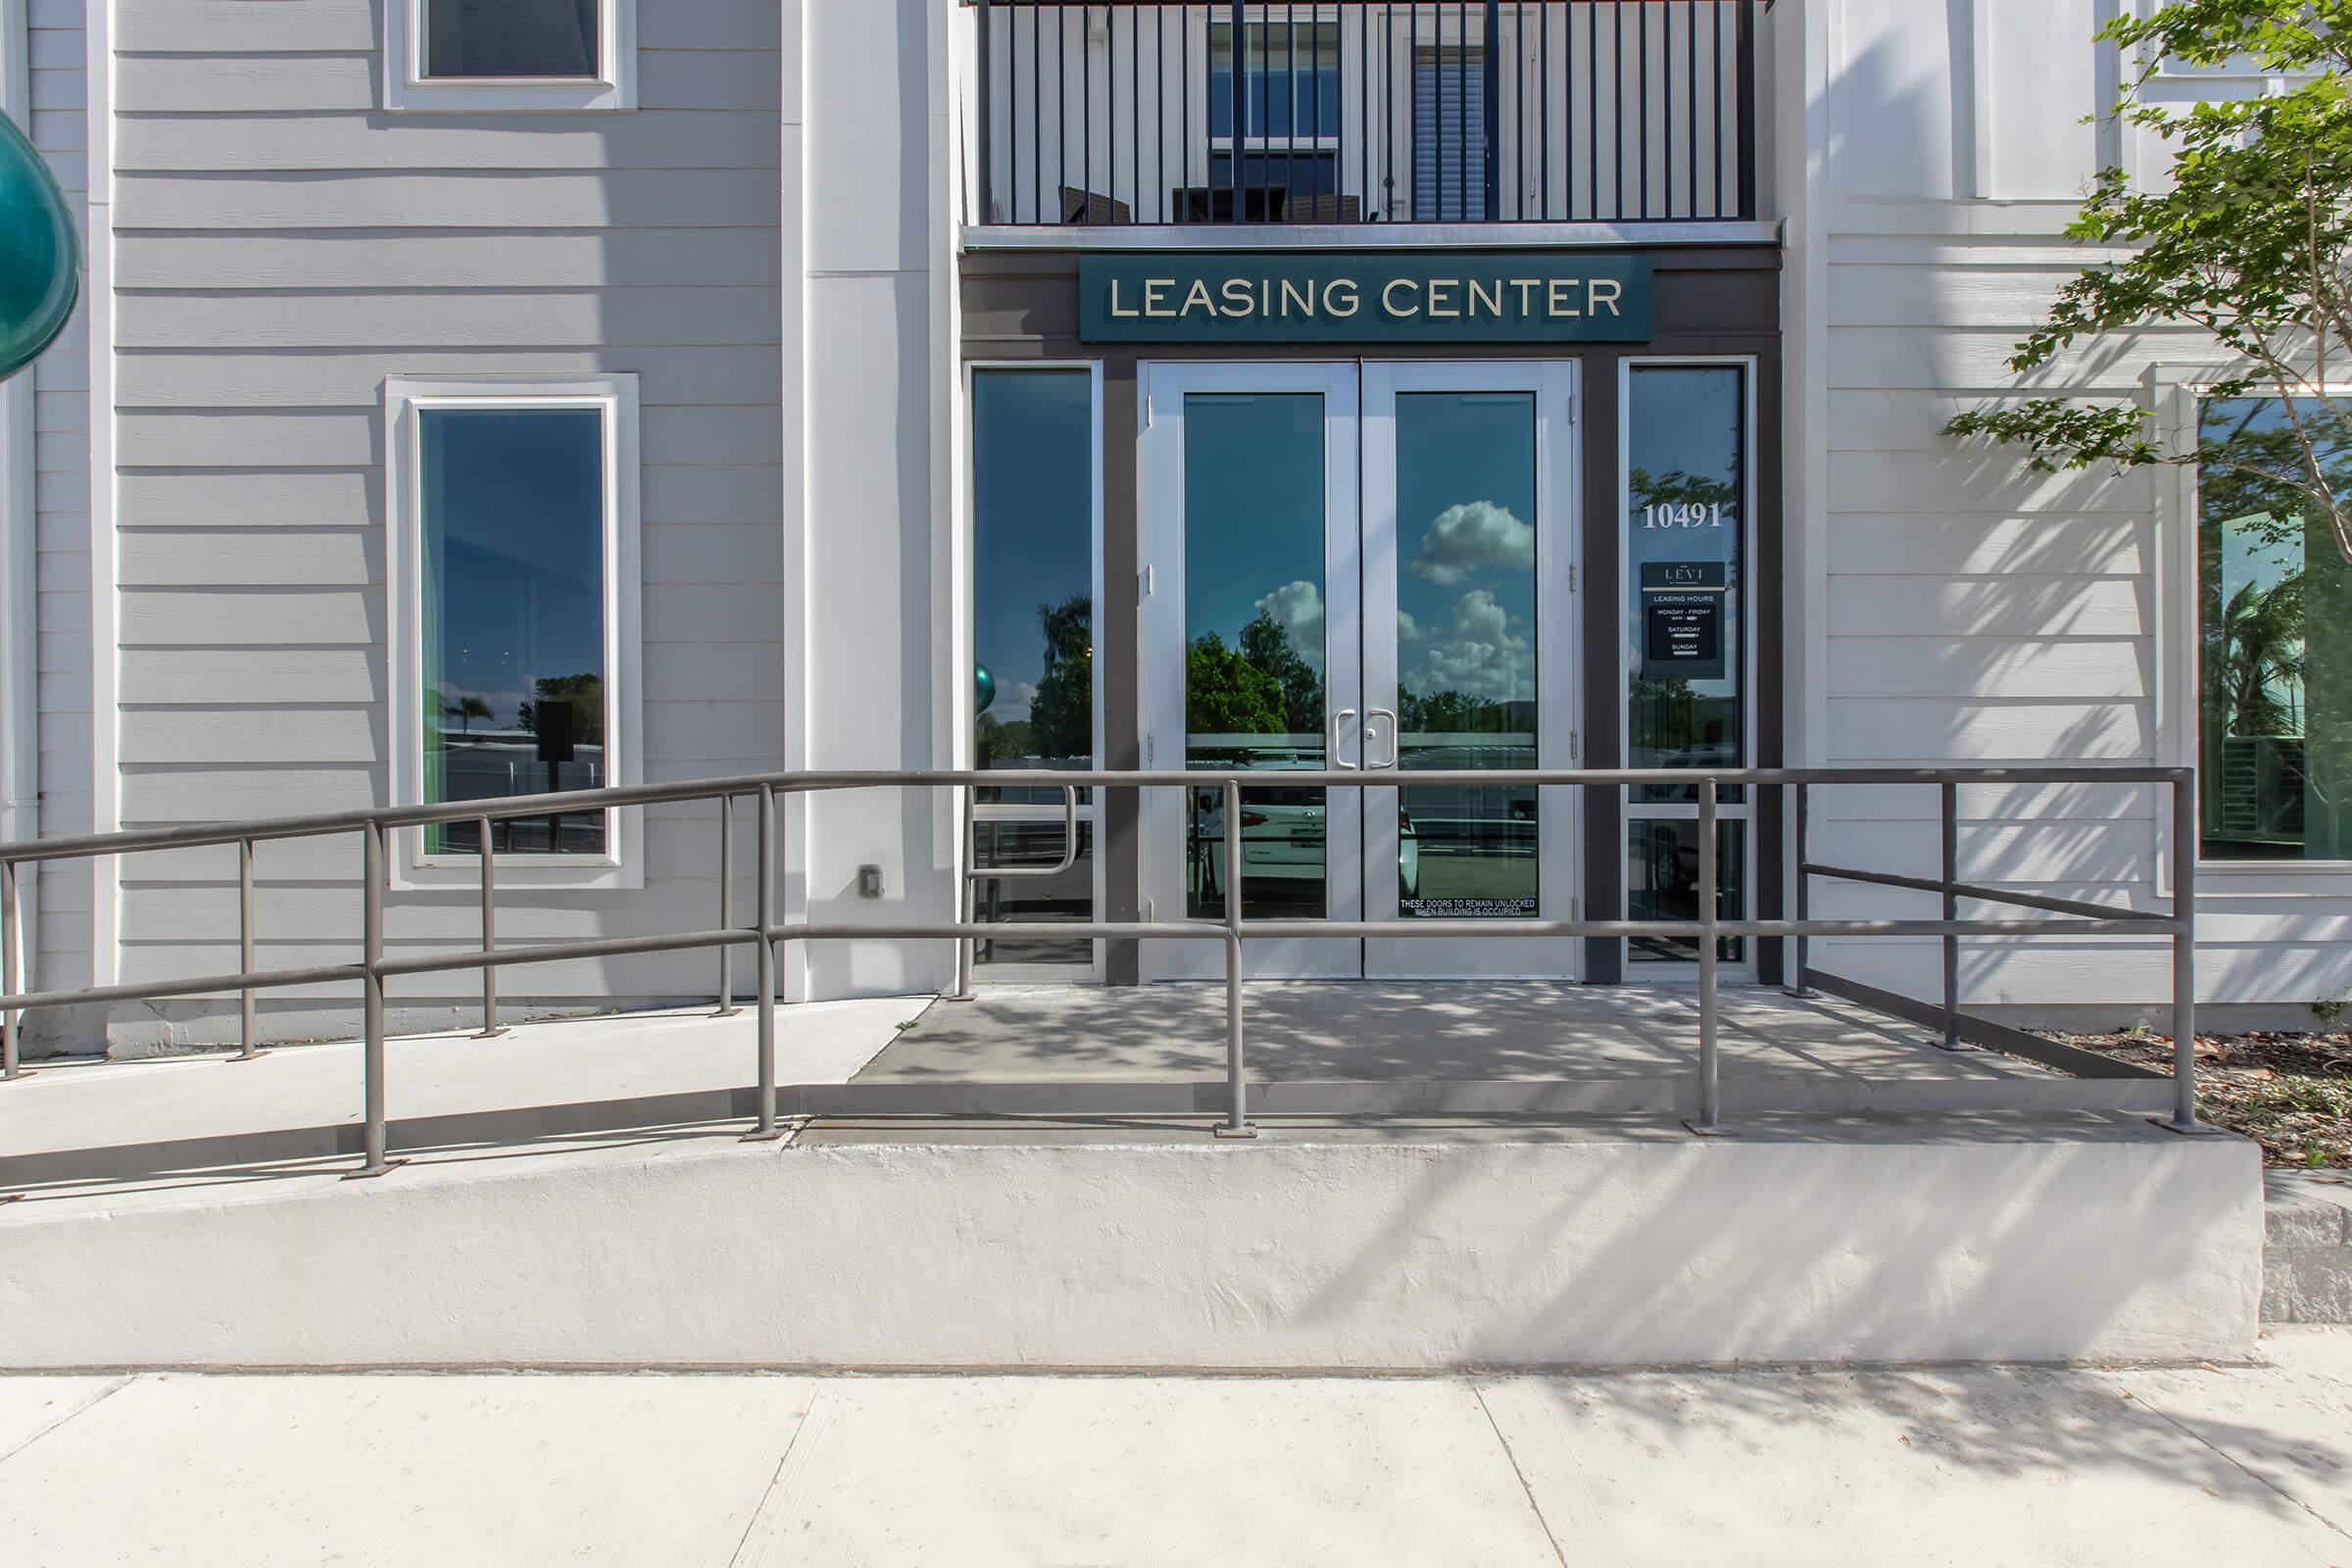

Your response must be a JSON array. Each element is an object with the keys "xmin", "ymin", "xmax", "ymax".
[
  {"xmin": 385, "ymin": 374, "xmax": 643, "ymax": 891},
  {"xmin": 2188, "ymin": 393, "xmax": 2352, "ymax": 870},
  {"xmin": 384, "ymin": 0, "xmax": 637, "ymax": 113}
]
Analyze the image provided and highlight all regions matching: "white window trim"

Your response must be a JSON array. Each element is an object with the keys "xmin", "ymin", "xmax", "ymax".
[
  {"xmin": 384, "ymin": 0, "xmax": 637, "ymax": 113},
  {"xmin": 2159, "ymin": 368, "xmax": 2352, "ymax": 882},
  {"xmin": 384, "ymin": 374, "xmax": 644, "ymax": 892}
]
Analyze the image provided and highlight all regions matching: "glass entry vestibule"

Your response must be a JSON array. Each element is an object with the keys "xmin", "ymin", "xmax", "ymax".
[{"xmin": 1139, "ymin": 361, "xmax": 1580, "ymax": 980}]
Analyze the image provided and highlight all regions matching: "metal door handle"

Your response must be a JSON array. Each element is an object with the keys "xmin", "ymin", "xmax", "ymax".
[
  {"xmin": 1330, "ymin": 707, "xmax": 1359, "ymax": 769},
  {"xmin": 1368, "ymin": 707, "xmax": 1400, "ymax": 769}
]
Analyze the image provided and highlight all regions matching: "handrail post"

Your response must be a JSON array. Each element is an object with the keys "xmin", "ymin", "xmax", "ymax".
[
  {"xmin": 2170, "ymin": 773, "xmax": 2201, "ymax": 1132},
  {"xmin": 1685, "ymin": 778, "xmax": 1729, "ymax": 1136},
  {"xmin": 1785, "ymin": 781, "xmax": 1811, "ymax": 998},
  {"xmin": 0, "ymin": 858, "xmax": 20, "ymax": 1080},
  {"xmin": 745, "ymin": 781, "xmax": 782, "ymax": 1142},
  {"xmin": 950, "ymin": 783, "xmax": 977, "ymax": 1001},
  {"xmin": 714, "ymin": 794, "xmax": 741, "ymax": 1016},
  {"xmin": 474, "ymin": 816, "xmax": 506, "ymax": 1038},
  {"xmin": 1213, "ymin": 776, "xmax": 1255, "ymax": 1139},
  {"xmin": 1938, "ymin": 780, "xmax": 1961, "ymax": 1051},
  {"xmin": 349, "ymin": 819, "xmax": 399, "ymax": 1178},
  {"xmin": 233, "ymin": 838, "xmax": 265, "ymax": 1059}
]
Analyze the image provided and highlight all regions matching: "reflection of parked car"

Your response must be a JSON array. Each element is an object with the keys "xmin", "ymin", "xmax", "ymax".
[
  {"xmin": 1642, "ymin": 819, "xmax": 1696, "ymax": 896},
  {"xmin": 1191, "ymin": 795, "xmax": 1421, "ymax": 902},
  {"xmin": 1196, "ymin": 785, "xmax": 1323, "ymax": 893}
]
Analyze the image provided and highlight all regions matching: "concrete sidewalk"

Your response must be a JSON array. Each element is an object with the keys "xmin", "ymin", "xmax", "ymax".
[{"xmin": 4, "ymin": 1333, "xmax": 2348, "ymax": 1565}]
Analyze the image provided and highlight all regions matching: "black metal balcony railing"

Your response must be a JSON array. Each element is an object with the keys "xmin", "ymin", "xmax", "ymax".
[{"xmin": 969, "ymin": 1, "xmax": 1761, "ymax": 227}]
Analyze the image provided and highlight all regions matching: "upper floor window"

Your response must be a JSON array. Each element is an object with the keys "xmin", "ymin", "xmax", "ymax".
[
  {"xmin": 385, "ymin": 0, "xmax": 636, "ymax": 111},
  {"xmin": 2197, "ymin": 396, "xmax": 2352, "ymax": 863}
]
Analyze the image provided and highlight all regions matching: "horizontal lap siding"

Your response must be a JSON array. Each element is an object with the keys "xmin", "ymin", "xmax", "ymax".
[
  {"xmin": 1817, "ymin": 219, "xmax": 2341, "ymax": 1005},
  {"xmin": 112, "ymin": 8, "xmax": 785, "ymax": 1022}
]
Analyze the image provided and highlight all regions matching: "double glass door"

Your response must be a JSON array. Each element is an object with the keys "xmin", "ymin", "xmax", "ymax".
[{"xmin": 1141, "ymin": 361, "xmax": 1579, "ymax": 980}]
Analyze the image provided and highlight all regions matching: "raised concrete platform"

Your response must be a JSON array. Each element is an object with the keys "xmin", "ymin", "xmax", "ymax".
[{"xmin": 0, "ymin": 986, "xmax": 2263, "ymax": 1369}]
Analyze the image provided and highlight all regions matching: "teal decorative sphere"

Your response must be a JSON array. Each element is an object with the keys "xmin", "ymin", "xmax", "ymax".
[
  {"xmin": 0, "ymin": 111, "xmax": 78, "ymax": 384},
  {"xmin": 975, "ymin": 664, "xmax": 997, "ymax": 715}
]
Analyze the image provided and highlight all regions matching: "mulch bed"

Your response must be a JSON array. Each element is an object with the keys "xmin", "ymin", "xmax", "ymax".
[{"xmin": 2034, "ymin": 1027, "xmax": 2352, "ymax": 1169}]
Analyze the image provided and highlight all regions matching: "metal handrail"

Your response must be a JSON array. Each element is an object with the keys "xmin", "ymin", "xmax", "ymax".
[{"xmin": 0, "ymin": 764, "xmax": 2201, "ymax": 1175}]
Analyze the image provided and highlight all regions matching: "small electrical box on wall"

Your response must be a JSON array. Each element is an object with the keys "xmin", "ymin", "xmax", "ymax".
[{"xmin": 857, "ymin": 864, "xmax": 885, "ymax": 899}]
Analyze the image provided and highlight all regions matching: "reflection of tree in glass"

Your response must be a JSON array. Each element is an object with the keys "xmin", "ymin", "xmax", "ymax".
[
  {"xmin": 1239, "ymin": 608, "xmax": 1322, "ymax": 734},
  {"xmin": 1186, "ymin": 631, "xmax": 1287, "ymax": 735},
  {"xmin": 1028, "ymin": 593, "xmax": 1093, "ymax": 760},
  {"xmin": 1397, "ymin": 686, "xmax": 1529, "ymax": 735},
  {"xmin": 518, "ymin": 673, "xmax": 605, "ymax": 741},
  {"xmin": 1630, "ymin": 466, "xmax": 1738, "ymax": 513},
  {"xmin": 981, "ymin": 594, "xmax": 1093, "ymax": 765},
  {"xmin": 448, "ymin": 695, "xmax": 493, "ymax": 736},
  {"xmin": 2200, "ymin": 405, "xmax": 2352, "ymax": 553},
  {"xmin": 2209, "ymin": 574, "xmax": 2306, "ymax": 738}
]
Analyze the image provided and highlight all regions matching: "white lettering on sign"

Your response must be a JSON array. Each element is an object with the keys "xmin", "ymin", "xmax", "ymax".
[
  {"xmin": 1091, "ymin": 263, "xmax": 1643, "ymax": 334},
  {"xmin": 1642, "ymin": 503, "xmax": 1728, "ymax": 528}
]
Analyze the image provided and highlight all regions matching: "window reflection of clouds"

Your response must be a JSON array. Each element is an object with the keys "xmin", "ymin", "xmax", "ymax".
[
  {"xmin": 1394, "ymin": 392, "xmax": 1538, "ymax": 920},
  {"xmin": 1395, "ymin": 394, "xmax": 1538, "ymax": 719}
]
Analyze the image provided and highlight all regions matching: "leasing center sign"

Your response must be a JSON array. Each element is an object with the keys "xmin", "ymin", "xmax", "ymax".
[{"xmin": 1078, "ymin": 253, "xmax": 1652, "ymax": 344}]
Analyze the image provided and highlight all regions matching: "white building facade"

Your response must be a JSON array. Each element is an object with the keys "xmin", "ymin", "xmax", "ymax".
[{"xmin": 0, "ymin": 0, "xmax": 2340, "ymax": 1054}]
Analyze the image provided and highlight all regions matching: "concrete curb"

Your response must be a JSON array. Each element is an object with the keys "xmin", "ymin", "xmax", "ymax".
[{"xmin": 2265, "ymin": 1171, "xmax": 2352, "ymax": 1323}]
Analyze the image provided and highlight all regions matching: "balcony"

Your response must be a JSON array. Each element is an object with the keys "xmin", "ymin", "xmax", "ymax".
[{"xmin": 964, "ymin": 1, "xmax": 1765, "ymax": 234}]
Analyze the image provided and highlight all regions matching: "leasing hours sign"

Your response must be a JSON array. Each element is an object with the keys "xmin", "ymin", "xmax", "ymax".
[{"xmin": 1077, "ymin": 253, "xmax": 1652, "ymax": 344}]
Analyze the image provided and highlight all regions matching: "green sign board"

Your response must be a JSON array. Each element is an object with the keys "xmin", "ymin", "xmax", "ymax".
[{"xmin": 1078, "ymin": 253, "xmax": 1651, "ymax": 344}]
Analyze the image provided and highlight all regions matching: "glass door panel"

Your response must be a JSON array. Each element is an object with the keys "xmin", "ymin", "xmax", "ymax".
[
  {"xmin": 1142, "ymin": 361, "xmax": 1576, "ymax": 982},
  {"xmin": 1184, "ymin": 392, "xmax": 1331, "ymax": 923},
  {"xmin": 1364, "ymin": 363, "xmax": 1580, "ymax": 979},
  {"xmin": 1143, "ymin": 364, "xmax": 1361, "ymax": 980}
]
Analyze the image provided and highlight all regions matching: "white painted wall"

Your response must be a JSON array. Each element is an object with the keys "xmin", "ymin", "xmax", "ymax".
[
  {"xmin": 0, "ymin": 1128, "xmax": 2265, "ymax": 1367},
  {"xmin": 794, "ymin": 0, "xmax": 958, "ymax": 1001},
  {"xmin": 1784, "ymin": 0, "xmax": 2344, "ymax": 1013}
]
